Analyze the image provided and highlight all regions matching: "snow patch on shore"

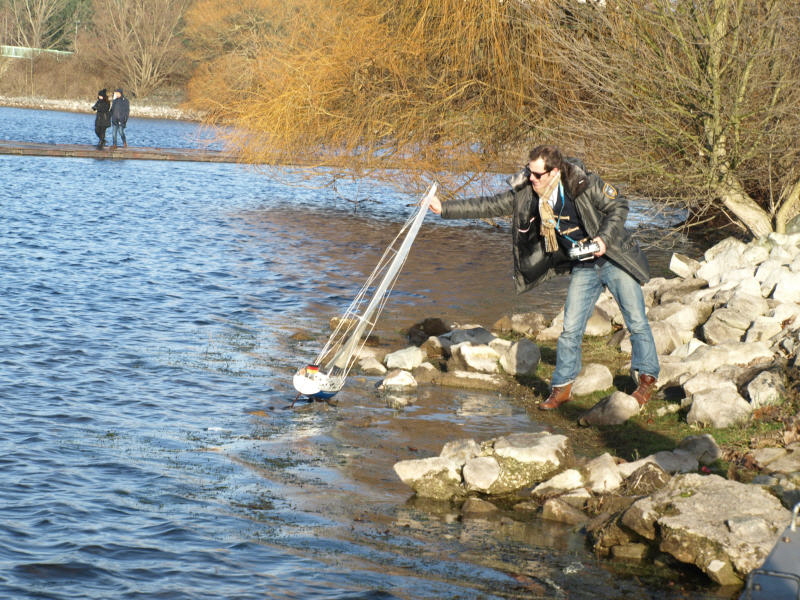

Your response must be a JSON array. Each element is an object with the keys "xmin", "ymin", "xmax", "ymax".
[{"xmin": 0, "ymin": 95, "xmax": 204, "ymax": 121}]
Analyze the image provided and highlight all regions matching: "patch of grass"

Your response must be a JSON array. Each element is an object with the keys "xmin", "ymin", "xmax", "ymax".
[{"xmin": 518, "ymin": 333, "xmax": 800, "ymax": 474}]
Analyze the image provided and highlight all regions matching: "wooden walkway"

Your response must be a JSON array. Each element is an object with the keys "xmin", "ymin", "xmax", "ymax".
[{"xmin": 0, "ymin": 139, "xmax": 239, "ymax": 163}]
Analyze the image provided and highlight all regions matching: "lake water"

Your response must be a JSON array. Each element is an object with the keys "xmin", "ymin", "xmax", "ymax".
[{"xmin": 0, "ymin": 106, "xmax": 722, "ymax": 599}]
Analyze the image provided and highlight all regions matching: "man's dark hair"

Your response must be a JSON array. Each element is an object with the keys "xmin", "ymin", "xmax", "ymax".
[{"xmin": 528, "ymin": 145, "xmax": 563, "ymax": 172}]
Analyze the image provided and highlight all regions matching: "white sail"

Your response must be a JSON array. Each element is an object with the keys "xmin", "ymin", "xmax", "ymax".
[{"xmin": 293, "ymin": 183, "xmax": 437, "ymax": 399}]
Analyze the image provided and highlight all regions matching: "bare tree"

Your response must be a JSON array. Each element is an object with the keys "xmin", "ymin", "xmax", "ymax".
[
  {"xmin": 7, "ymin": 0, "xmax": 72, "ymax": 49},
  {"xmin": 538, "ymin": 0, "xmax": 800, "ymax": 236},
  {"xmin": 90, "ymin": 0, "xmax": 189, "ymax": 97},
  {"xmin": 183, "ymin": 0, "xmax": 563, "ymax": 191},
  {"xmin": 182, "ymin": 0, "xmax": 800, "ymax": 236}
]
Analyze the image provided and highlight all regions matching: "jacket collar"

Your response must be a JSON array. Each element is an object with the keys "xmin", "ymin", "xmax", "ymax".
[{"xmin": 561, "ymin": 159, "xmax": 589, "ymax": 198}]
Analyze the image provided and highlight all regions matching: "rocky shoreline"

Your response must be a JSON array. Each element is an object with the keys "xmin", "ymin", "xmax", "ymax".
[{"xmin": 352, "ymin": 230, "xmax": 800, "ymax": 589}]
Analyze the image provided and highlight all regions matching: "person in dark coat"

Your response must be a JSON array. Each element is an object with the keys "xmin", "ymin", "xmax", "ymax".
[
  {"xmin": 91, "ymin": 89, "xmax": 111, "ymax": 150},
  {"xmin": 110, "ymin": 88, "xmax": 130, "ymax": 148},
  {"xmin": 428, "ymin": 145, "xmax": 660, "ymax": 411}
]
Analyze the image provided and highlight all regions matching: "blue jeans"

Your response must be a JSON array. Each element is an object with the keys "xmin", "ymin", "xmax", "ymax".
[
  {"xmin": 551, "ymin": 260, "xmax": 659, "ymax": 387},
  {"xmin": 112, "ymin": 123, "xmax": 127, "ymax": 146}
]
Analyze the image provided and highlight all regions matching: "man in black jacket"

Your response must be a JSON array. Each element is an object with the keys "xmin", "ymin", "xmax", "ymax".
[
  {"xmin": 110, "ymin": 88, "xmax": 130, "ymax": 149},
  {"xmin": 428, "ymin": 145, "xmax": 659, "ymax": 410}
]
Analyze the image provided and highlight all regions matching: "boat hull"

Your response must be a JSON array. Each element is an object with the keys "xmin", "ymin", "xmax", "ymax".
[{"xmin": 293, "ymin": 366, "xmax": 342, "ymax": 400}]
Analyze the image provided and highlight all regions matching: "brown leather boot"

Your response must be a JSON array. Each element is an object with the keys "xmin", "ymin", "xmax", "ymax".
[
  {"xmin": 632, "ymin": 374, "xmax": 657, "ymax": 406},
  {"xmin": 539, "ymin": 383, "xmax": 573, "ymax": 410}
]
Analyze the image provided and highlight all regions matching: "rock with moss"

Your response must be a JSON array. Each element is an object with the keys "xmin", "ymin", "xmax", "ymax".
[
  {"xmin": 393, "ymin": 431, "xmax": 572, "ymax": 500},
  {"xmin": 619, "ymin": 473, "xmax": 790, "ymax": 586}
]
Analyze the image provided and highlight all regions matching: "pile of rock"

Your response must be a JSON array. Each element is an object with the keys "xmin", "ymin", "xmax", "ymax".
[
  {"xmin": 631, "ymin": 232, "xmax": 800, "ymax": 428},
  {"xmin": 394, "ymin": 429, "xmax": 792, "ymax": 586},
  {"xmin": 366, "ymin": 232, "xmax": 800, "ymax": 428},
  {"xmin": 383, "ymin": 231, "xmax": 800, "ymax": 587},
  {"xmin": 359, "ymin": 320, "xmax": 542, "ymax": 394}
]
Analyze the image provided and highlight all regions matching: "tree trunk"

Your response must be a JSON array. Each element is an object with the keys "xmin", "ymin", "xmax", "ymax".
[
  {"xmin": 775, "ymin": 178, "xmax": 800, "ymax": 234},
  {"xmin": 717, "ymin": 172, "xmax": 773, "ymax": 238}
]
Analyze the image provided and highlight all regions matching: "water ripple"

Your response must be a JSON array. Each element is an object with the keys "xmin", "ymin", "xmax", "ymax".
[{"xmin": 0, "ymin": 106, "xmax": 710, "ymax": 600}]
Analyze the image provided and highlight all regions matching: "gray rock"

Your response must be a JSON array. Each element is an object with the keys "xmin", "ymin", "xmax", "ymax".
[
  {"xmin": 681, "ymin": 372, "xmax": 738, "ymax": 397},
  {"xmin": 509, "ymin": 312, "xmax": 548, "ymax": 337},
  {"xmin": 437, "ymin": 370, "xmax": 509, "ymax": 391},
  {"xmin": 488, "ymin": 337, "xmax": 512, "ymax": 354},
  {"xmin": 450, "ymin": 342, "xmax": 501, "ymax": 374},
  {"xmin": 378, "ymin": 369, "xmax": 418, "ymax": 390},
  {"xmin": 440, "ymin": 438, "xmax": 481, "ymax": 463},
  {"xmin": 572, "ymin": 363, "xmax": 614, "ymax": 396},
  {"xmin": 772, "ymin": 271, "xmax": 800, "ymax": 303},
  {"xmin": 741, "ymin": 243, "xmax": 771, "ymax": 267},
  {"xmin": 770, "ymin": 244, "xmax": 796, "ymax": 264},
  {"xmin": 745, "ymin": 315, "xmax": 784, "ymax": 344},
  {"xmin": 559, "ymin": 487, "xmax": 592, "ymax": 509},
  {"xmin": 648, "ymin": 449, "xmax": 698, "ymax": 474},
  {"xmin": 620, "ymin": 473, "xmax": 789, "ymax": 585},
  {"xmin": 359, "ymin": 356, "xmax": 387, "ymax": 375},
  {"xmin": 583, "ymin": 453, "xmax": 623, "ymax": 493},
  {"xmin": 747, "ymin": 371, "xmax": 787, "ymax": 407},
  {"xmin": 447, "ymin": 326, "xmax": 496, "ymax": 345},
  {"xmin": 658, "ymin": 302, "xmax": 715, "ymax": 332},
  {"xmin": 669, "ymin": 253, "xmax": 702, "ymax": 278},
  {"xmin": 393, "ymin": 456, "xmax": 463, "ymax": 500},
  {"xmin": 585, "ymin": 308, "xmax": 614, "ymax": 336},
  {"xmin": 704, "ymin": 237, "xmax": 749, "ymax": 263},
  {"xmin": 649, "ymin": 321, "xmax": 685, "ymax": 355},
  {"xmin": 498, "ymin": 338, "xmax": 540, "ymax": 376},
  {"xmin": 727, "ymin": 292, "xmax": 770, "ymax": 316},
  {"xmin": 759, "ymin": 444, "xmax": 800, "ymax": 475},
  {"xmin": 419, "ymin": 335, "xmax": 445, "ymax": 360},
  {"xmin": 595, "ymin": 290, "xmax": 624, "ymax": 326},
  {"xmin": 702, "ymin": 308, "xmax": 749, "ymax": 345},
  {"xmin": 676, "ymin": 434, "xmax": 723, "ymax": 465},
  {"xmin": 578, "ymin": 391, "xmax": 640, "ymax": 427},
  {"xmin": 686, "ymin": 387, "xmax": 752, "ymax": 428},
  {"xmin": 463, "ymin": 456, "xmax": 502, "ymax": 493},
  {"xmin": 384, "ymin": 346, "xmax": 426, "ymax": 370},
  {"xmin": 618, "ymin": 449, "xmax": 698, "ymax": 478},
  {"xmin": 718, "ymin": 266, "xmax": 757, "ymax": 288},
  {"xmin": 536, "ymin": 310, "xmax": 564, "ymax": 343},
  {"xmin": 611, "ymin": 543, "xmax": 649, "ymax": 561},
  {"xmin": 542, "ymin": 497, "xmax": 587, "ymax": 525},
  {"xmin": 751, "ymin": 447, "xmax": 789, "ymax": 470},
  {"xmin": 488, "ymin": 432, "xmax": 573, "ymax": 494},
  {"xmin": 461, "ymin": 497, "xmax": 499, "ymax": 515},
  {"xmin": 697, "ymin": 239, "xmax": 749, "ymax": 287},
  {"xmin": 669, "ymin": 338, "xmax": 707, "ymax": 359},
  {"xmin": 756, "ymin": 260, "xmax": 789, "ymax": 297},
  {"xmin": 411, "ymin": 361, "xmax": 439, "ymax": 384},
  {"xmin": 658, "ymin": 341, "xmax": 774, "ymax": 388},
  {"xmin": 531, "ymin": 468, "xmax": 584, "ymax": 499}
]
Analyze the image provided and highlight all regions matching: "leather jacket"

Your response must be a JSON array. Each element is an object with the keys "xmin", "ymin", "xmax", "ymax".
[{"xmin": 441, "ymin": 159, "xmax": 651, "ymax": 294}]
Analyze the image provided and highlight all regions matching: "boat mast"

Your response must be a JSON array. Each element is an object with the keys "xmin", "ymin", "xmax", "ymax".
[{"xmin": 325, "ymin": 183, "xmax": 437, "ymax": 371}]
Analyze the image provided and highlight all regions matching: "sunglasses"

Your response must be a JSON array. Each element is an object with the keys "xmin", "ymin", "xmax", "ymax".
[{"xmin": 524, "ymin": 166, "xmax": 552, "ymax": 180}]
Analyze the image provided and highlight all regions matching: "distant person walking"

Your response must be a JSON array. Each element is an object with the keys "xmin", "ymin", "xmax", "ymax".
[
  {"xmin": 91, "ymin": 89, "xmax": 111, "ymax": 150},
  {"xmin": 110, "ymin": 88, "xmax": 130, "ymax": 149}
]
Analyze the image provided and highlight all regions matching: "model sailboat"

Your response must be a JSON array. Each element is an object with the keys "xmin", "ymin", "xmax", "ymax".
[{"xmin": 293, "ymin": 183, "xmax": 437, "ymax": 400}]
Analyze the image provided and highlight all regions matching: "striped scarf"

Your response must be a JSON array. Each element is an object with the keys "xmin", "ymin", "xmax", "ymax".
[{"xmin": 537, "ymin": 173, "xmax": 562, "ymax": 253}]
